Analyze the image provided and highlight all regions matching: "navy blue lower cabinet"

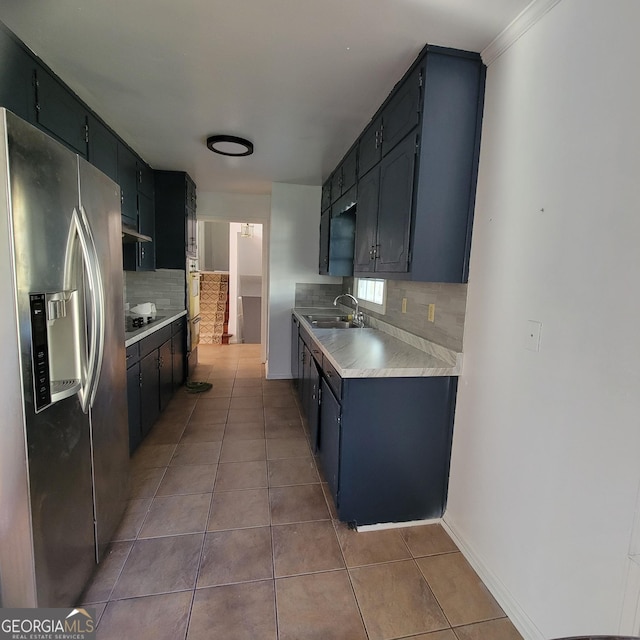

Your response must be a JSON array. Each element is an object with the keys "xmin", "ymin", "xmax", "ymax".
[
  {"xmin": 319, "ymin": 378, "xmax": 341, "ymax": 502},
  {"xmin": 320, "ymin": 374, "xmax": 457, "ymax": 526}
]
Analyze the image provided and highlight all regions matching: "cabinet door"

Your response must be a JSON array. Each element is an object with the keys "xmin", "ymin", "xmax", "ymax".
[
  {"xmin": 126, "ymin": 363, "xmax": 142, "ymax": 454},
  {"xmin": 307, "ymin": 357, "xmax": 320, "ymax": 453},
  {"xmin": 140, "ymin": 350, "xmax": 160, "ymax": 437},
  {"xmin": 318, "ymin": 209, "xmax": 330, "ymax": 275},
  {"xmin": 382, "ymin": 65, "xmax": 422, "ymax": 155},
  {"xmin": 376, "ymin": 133, "xmax": 416, "ymax": 273},
  {"xmin": 172, "ymin": 327, "xmax": 185, "ymax": 391},
  {"xmin": 137, "ymin": 161, "xmax": 154, "ymax": 198},
  {"xmin": 117, "ymin": 142, "xmax": 138, "ymax": 227},
  {"xmin": 35, "ymin": 68, "xmax": 88, "ymax": 156},
  {"xmin": 319, "ymin": 378, "xmax": 341, "ymax": 502},
  {"xmin": 358, "ymin": 116, "xmax": 382, "ymax": 179},
  {"xmin": 138, "ymin": 193, "xmax": 155, "ymax": 270},
  {"xmin": 353, "ymin": 165, "xmax": 379, "ymax": 273},
  {"xmin": 87, "ymin": 115, "xmax": 118, "ymax": 182},
  {"xmin": 341, "ymin": 146, "xmax": 357, "ymax": 193},
  {"xmin": 159, "ymin": 340, "xmax": 173, "ymax": 412},
  {"xmin": 330, "ymin": 170, "xmax": 342, "ymax": 205},
  {"xmin": 0, "ymin": 32, "xmax": 37, "ymax": 123},
  {"xmin": 321, "ymin": 180, "xmax": 332, "ymax": 212},
  {"xmin": 291, "ymin": 316, "xmax": 300, "ymax": 385},
  {"xmin": 296, "ymin": 335, "xmax": 305, "ymax": 401}
]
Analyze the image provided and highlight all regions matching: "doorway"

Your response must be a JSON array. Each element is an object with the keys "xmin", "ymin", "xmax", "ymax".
[{"xmin": 198, "ymin": 221, "xmax": 264, "ymax": 346}]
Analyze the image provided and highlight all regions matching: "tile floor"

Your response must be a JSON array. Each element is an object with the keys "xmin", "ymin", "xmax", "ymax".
[{"xmin": 82, "ymin": 343, "xmax": 523, "ymax": 640}]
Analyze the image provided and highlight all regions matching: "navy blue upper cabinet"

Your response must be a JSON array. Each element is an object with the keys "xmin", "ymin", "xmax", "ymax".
[
  {"xmin": 358, "ymin": 115, "xmax": 382, "ymax": 179},
  {"xmin": 375, "ymin": 133, "xmax": 416, "ymax": 273},
  {"xmin": 323, "ymin": 44, "xmax": 485, "ymax": 283},
  {"xmin": 137, "ymin": 160, "xmax": 154, "ymax": 199},
  {"xmin": 353, "ymin": 46, "xmax": 485, "ymax": 283},
  {"xmin": 380, "ymin": 64, "xmax": 423, "ymax": 156},
  {"xmin": 0, "ymin": 27, "xmax": 36, "ymax": 123},
  {"xmin": 87, "ymin": 114, "xmax": 118, "ymax": 182},
  {"xmin": 35, "ymin": 68, "xmax": 88, "ymax": 157},
  {"xmin": 321, "ymin": 181, "xmax": 332, "ymax": 211},
  {"xmin": 117, "ymin": 142, "xmax": 138, "ymax": 228},
  {"xmin": 155, "ymin": 171, "xmax": 197, "ymax": 269},
  {"xmin": 353, "ymin": 166, "xmax": 379, "ymax": 273}
]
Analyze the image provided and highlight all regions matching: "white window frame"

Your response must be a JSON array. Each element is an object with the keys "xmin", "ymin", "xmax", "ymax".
[{"xmin": 354, "ymin": 278, "xmax": 387, "ymax": 314}]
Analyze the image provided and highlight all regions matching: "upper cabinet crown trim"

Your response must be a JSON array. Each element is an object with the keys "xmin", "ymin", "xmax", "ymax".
[{"xmin": 481, "ymin": 0, "xmax": 563, "ymax": 66}]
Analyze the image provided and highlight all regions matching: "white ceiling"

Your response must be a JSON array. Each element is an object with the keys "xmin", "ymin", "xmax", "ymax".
[{"xmin": 0, "ymin": 0, "xmax": 530, "ymax": 195}]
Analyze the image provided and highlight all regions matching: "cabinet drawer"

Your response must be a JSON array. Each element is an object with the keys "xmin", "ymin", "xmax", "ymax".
[
  {"xmin": 125, "ymin": 343, "xmax": 139, "ymax": 368},
  {"xmin": 308, "ymin": 343, "xmax": 323, "ymax": 366},
  {"xmin": 139, "ymin": 325, "xmax": 172, "ymax": 358},
  {"xmin": 322, "ymin": 357, "xmax": 342, "ymax": 399}
]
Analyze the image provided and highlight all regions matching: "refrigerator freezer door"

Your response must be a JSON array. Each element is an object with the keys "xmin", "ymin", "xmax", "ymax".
[
  {"xmin": 0, "ymin": 109, "xmax": 96, "ymax": 606},
  {"xmin": 78, "ymin": 158, "xmax": 129, "ymax": 561}
]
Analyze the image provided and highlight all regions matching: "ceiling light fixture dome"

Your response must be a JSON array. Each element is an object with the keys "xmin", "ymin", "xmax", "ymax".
[{"xmin": 206, "ymin": 135, "xmax": 254, "ymax": 157}]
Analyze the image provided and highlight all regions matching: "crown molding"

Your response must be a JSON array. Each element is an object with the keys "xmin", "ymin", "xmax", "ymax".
[{"xmin": 481, "ymin": 0, "xmax": 563, "ymax": 66}]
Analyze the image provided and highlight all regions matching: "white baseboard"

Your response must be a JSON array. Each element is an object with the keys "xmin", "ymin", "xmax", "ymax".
[
  {"xmin": 441, "ymin": 516, "xmax": 545, "ymax": 640},
  {"xmin": 357, "ymin": 517, "xmax": 441, "ymax": 532}
]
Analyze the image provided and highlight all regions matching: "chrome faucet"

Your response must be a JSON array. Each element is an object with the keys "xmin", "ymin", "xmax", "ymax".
[{"xmin": 333, "ymin": 294, "xmax": 365, "ymax": 327}]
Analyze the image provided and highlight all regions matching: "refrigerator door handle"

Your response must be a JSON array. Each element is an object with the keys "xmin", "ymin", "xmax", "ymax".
[
  {"xmin": 77, "ymin": 206, "xmax": 105, "ymax": 411},
  {"xmin": 65, "ymin": 208, "xmax": 105, "ymax": 412}
]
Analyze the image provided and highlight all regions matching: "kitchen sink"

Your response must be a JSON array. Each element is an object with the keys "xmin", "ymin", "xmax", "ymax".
[{"xmin": 303, "ymin": 315, "xmax": 360, "ymax": 329}]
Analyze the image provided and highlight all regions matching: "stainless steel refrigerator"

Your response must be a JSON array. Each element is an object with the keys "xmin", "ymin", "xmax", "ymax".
[{"xmin": 0, "ymin": 109, "xmax": 129, "ymax": 607}]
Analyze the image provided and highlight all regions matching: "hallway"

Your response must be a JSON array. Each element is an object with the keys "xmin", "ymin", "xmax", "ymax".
[{"xmin": 82, "ymin": 344, "xmax": 522, "ymax": 640}]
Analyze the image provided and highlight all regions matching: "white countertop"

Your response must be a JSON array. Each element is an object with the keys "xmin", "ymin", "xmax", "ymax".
[
  {"xmin": 293, "ymin": 308, "xmax": 461, "ymax": 378},
  {"xmin": 125, "ymin": 309, "xmax": 187, "ymax": 347}
]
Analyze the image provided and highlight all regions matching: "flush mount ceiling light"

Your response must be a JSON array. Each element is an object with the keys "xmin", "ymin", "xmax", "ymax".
[{"xmin": 206, "ymin": 135, "xmax": 254, "ymax": 157}]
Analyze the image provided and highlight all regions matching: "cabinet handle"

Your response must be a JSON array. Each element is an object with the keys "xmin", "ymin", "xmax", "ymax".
[
  {"xmin": 369, "ymin": 245, "xmax": 376, "ymax": 260},
  {"xmin": 138, "ymin": 373, "xmax": 143, "ymax": 387},
  {"xmin": 120, "ymin": 191, "xmax": 124, "ymax": 204},
  {"xmin": 326, "ymin": 371, "xmax": 333, "ymax": 378},
  {"xmin": 374, "ymin": 130, "xmax": 379, "ymax": 149}
]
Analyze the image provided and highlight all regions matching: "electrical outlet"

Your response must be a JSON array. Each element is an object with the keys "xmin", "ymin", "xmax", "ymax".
[
  {"xmin": 401, "ymin": 298, "xmax": 407, "ymax": 313},
  {"xmin": 428, "ymin": 304, "xmax": 435, "ymax": 323}
]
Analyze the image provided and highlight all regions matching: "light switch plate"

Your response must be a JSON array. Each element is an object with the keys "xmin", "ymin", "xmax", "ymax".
[
  {"xmin": 401, "ymin": 298, "xmax": 407, "ymax": 313},
  {"xmin": 525, "ymin": 320, "xmax": 542, "ymax": 352},
  {"xmin": 428, "ymin": 304, "xmax": 435, "ymax": 323}
]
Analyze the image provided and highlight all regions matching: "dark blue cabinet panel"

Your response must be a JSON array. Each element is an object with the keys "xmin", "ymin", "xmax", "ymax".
[
  {"xmin": 0, "ymin": 28, "xmax": 36, "ymax": 123},
  {"xmin": 381, "ymin": 64, "xmax": 423, "ymax": 155},
  {"xmin": 140, "ymin": 350, "xmax": 160, "ymax": 438},
  {"xmin": 338, "ymin": 376, "xmax": 457, "ymax": 525},
  {"xmin": 319, "ymin": 209, "xmax": 330, "ymax": 274},
  {"xmin": 376, "ymin": 132, "xmax": 416, "ymax": 273},
  {"xmin": 159, "ymin": 339, "xmax": 173, "ymax": 412},
  {"xmin": 35, "ymin": 68, "xmax": 88, "ymax": 157},
  {"xmin": 358, "ymin": 116, "xmax": 382, "ymax": 179},
  {"xmin": 117, "ymin": 142, "xmax": 138, "ymax": 228},
  {"xmin": 353, "ymin": 165, "xmax": 379, "ymax": 273},
  {"xmin": 126, "ymin": 362, "xmax": 142, "ymax": 454},
  {"xmin": 155, "ymin": 171, "xmax": 197, "ymax": 268},
  {"xmin": 87, "ymin": 114, "xmax": 118, "ymax": 182},
  {"xmin": 319, "ymin": 377, "xmax": 341, "ymax": 501}
]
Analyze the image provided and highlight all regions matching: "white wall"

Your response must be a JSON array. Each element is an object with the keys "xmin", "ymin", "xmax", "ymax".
[
  {"xmin": 445, "ymin": 1, "xmax": 640, "ymax": 638},
  {"xmin": 267, "ymin": 183, "xmax": 341, "ymax": 378}
]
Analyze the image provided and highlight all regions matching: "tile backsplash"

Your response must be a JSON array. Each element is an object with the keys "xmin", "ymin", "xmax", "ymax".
[
  {"xmin": 343, "ymin": 278, "xmax": 467, "ymax": 352},
  {"xmin": 124, "ymin": 269, "xmax": 186, "ymax": 310},
  {"xmin": 294, "ymin": 279, "xmax": 467, "ymax": 352},
  {"xmin": 294, "ymin": 282, "xmax": 343, "ymax": 308}
]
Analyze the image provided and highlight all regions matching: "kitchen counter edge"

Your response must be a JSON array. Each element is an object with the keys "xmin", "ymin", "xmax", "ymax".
[
  {"xmin": 125, "ymin": 309, "xmax": 187, "ymax": 347},
  {"xmin": 293, "ymin": 308, "xmax": 462, "ymax": 379}
]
